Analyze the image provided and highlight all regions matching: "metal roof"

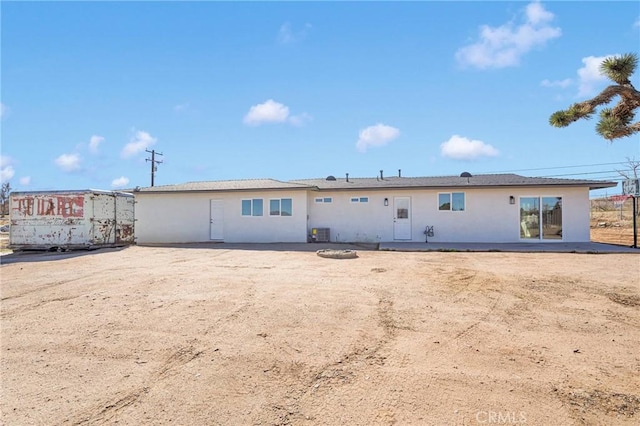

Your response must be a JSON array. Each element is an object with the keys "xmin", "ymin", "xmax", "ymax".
[
  {"xmin": 134, "ymin": 173, "xmax": 617, "ymax": 193},
  {"xmin": 290, "ymin": 174, "xmax": 618, "ymax": 191},
  {"xmin": 136, "ymin": 178, "xmax": 313, "ymax": 193}
]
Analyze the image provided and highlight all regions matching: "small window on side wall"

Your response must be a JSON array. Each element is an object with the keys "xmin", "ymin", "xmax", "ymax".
[
  {"xmin": 269, "ymin": 198, "xmax": 292, "ymax": 216},
  {"xmin": 438, "ymin": 192, "xmax": 465, "ymax": 211},
  {"xmin": 315, "ymin": 197, "xmax": 332, "ymax": 203},
  {"xmin": 242, "ymin": 199, "xmax": 263, "ymax": 216}
]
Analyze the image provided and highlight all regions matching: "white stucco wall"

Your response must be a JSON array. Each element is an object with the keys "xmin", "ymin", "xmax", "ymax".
[
  {"xmin": 307, "ymin": 186, "xmax": 591, "ymax": 243},
  {"xmin": 135, "ymin": 190, "xmax": 308, "ymax": 243},
  {"xmin": 134, "ymin": 185, "xmax": 592, "ymax": 244}
]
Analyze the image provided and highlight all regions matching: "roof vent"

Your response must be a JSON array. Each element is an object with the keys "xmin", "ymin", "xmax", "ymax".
[
  {"xmin": 326, "ymin": 175, "xmax": 337, "ymax": 181},
  {"xmin": 460, "ymin": 172, "xmax": 472, "ymax": 178}
]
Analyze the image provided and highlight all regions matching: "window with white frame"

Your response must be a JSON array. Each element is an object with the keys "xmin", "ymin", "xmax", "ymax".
[
  {"xmin": 314, "ymin": 197, "xmax": 333, "ymax": 203},
  {"xmin": 438, "ymin": 192, "xmax": 465, "ymax": 211},
  {"xmin": 241, "ymin": 199, "xmax": 263, "ymax": 216},
  {"xmin": 350, "ymin": 197, "xmax": 369, "ymax": 203},
  {"xmin": 269, "ymin": 198, "xmax": 292, "ymax": 216}
]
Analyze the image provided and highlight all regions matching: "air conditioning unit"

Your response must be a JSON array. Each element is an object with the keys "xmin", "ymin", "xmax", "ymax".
[{"xmin": 311, "ymin": 228, "xmax": 330, "ymax": 243}]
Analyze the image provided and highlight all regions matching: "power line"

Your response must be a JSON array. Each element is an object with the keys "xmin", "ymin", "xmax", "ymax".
[
  {"xmin": 479, "ymin": 161, "xmax": 629, "ymax": 174},
  {"xmin": 539, "ymin": 170, "xmax": 623, "ymax": 178}
]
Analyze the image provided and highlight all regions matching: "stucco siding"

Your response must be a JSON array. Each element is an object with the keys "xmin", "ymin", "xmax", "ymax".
[
  {"xmin": 135, "ymin": 184, "xmax": 592, "ymax": 244},
  {"xmin": 307, "ymin": 186, "xmax": 591, "ymax": 243},
  {"xmin": 136, "ymin": 191, "xmax": 308, "ymax": 243}
]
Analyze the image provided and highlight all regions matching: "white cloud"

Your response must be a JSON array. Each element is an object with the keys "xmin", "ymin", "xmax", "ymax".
[
  {"xmin": 356, "ymin": 123, "xmax": 400, "ymax": 153},
  {"xmin": 0, "ymin": 103, "xmax": 7, "ymax": 119},
  {"xmin": 1, "ymin": 155, "xmax": 15, "ymax": 182},
  {"xmin": 634, "ymin": 17, "xmax": 640, "ymax": 28},
  {"xmin": 54, "ymin": 153, "xmax": 82, "ymax": 172},
  {"xmin": 525, "ymin": 1, "xmax": 554, "ymax": 25},
  {"xmin": 277, "ymin": 22, "xmax": 312, "ymax": 44},
  {"xmin": 440, "ymin": 135, "xmax": 499, "ymax": 160},
  {"xmin": 289, "ymin": 112, "xmax": 313, "ymax": 127},
  {"xmin": 540, "ymin": 78, "xmax": 572, "ymax": 88},
  {"xmin": 19, "ymin": 176, "xmax": 31, "ymax": 185},
  {"xmin": 243, "ymin": 99, "xmax": 290, "ymax": 125},
  {"xmin": 456, "ymin": 1, "xmax": 561, "ymax": 69},
  {"xmin": 0, "ymin": 166, "xmax": 14, "ymax": 182},
  {"xmin": 121, "ymin": 130, "xmax": 157, "ymax": 159},
  {"xmin": 0, "ymin": 155, "xmax": 11, "ymax": 169},
  {"xmin": 89, "ymin": 135, "xmax": 105, "ymax": 154},
  {"xmin": 111, "ymin": 176, "xmax": 130, "ymax": 188},
  {"xmin": 577, "ymin": 54, "xmax": 617, "ymax": 97}
]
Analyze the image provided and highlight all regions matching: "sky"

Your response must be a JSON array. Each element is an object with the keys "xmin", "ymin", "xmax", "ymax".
[{"xmin": 1, "ymin": 1, "xmax": 639, "ymax": 198}]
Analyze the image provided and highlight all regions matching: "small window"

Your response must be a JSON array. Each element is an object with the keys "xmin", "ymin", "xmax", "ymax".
[
  {"xmin": 269, "ymin": 198, "xmax": 292, "ymax": 216},
  {"xmin": 438, "ymin": 192, "xmax": 465, "ymax": 211},
  {"xmin": 281, "ymin": 198, "xmax": 292, "ymax": 216},
  {"xmin": 242, "ymin": 199, "xmax": 263, "ymax": 216},
  {"xmin": 351, "ymin": 196, "xmax": 369, "ymax": 203},
  {"xmin": 270, "ymin": 199, "xmax": 280, "ymax": 216},
  {"xmin": 452, "ymin": 193, "xmax": 465, "ymax": 211},
  {"xmin": 438, "ymin": 193, "xmax": 451, "ymax": 211},
  {"xmin": 315, "ymin": 197, "xmax": 333, "ymax": 203}
]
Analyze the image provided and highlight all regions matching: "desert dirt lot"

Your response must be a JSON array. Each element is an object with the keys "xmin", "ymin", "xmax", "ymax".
[{"xmin": 1, "ymin": 245, "xmax": 639, "ymax": 425}]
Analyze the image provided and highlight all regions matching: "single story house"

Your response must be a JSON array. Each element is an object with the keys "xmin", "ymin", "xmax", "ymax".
[{"xmin": 134, "ymin": 172, "xmax": 617, "ymax": 244}]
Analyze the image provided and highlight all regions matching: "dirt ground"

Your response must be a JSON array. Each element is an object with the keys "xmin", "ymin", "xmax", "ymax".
[
  {"xmin": 1, "ymin": 244, "xmax": 639, "ymax": 425},
  {"xmin": 590, "ymin": 209, "xmax": 637, "ymax": 247}
]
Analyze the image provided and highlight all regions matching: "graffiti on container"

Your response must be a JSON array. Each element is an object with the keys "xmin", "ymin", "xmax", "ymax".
[{"xmin": 13, "ymin": 195, "xmax": 84, "ymax": 218}]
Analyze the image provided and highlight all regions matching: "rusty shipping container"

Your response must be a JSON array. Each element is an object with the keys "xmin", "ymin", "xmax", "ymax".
[{"xmin": 9, "ymin": 190, "xmax": 135, "ymax": 250}]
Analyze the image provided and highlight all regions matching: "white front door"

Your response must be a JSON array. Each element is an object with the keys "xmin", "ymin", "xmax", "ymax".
[
  {"xmin": 210, "ymin": 199, "xmax": 224, "ymax": 240},
  {"xmin": 393, "ymin": 197, "xmax": 411, "ymax": 240}
]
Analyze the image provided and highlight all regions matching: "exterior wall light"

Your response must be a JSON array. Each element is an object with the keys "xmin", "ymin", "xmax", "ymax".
[
  {"xmin": 384, "ymin": 198, "xmax": 389, "ymax": 206},
  {"xmin": 509, "ymin": 196, "xmax": 515, "ymax": 205}
]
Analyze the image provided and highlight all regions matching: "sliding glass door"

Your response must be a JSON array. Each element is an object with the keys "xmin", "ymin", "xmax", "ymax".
[{"xmin": 520, "ymin": 197, "xmax": 562, "ymax": 240}]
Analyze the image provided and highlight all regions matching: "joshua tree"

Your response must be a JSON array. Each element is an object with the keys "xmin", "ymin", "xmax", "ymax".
[{"xmin": 549, "ymin": 53, "xmax": 640, "ymax": 140}]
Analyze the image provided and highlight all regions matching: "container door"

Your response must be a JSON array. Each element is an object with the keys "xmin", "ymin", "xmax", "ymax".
[
  {"xmin": 115, "ymin": 195, "xmax": 135, "ymax": 244},
  {"xmin": 393, "ymin": 197, "xmax": 411, "ymax": 240},
  {"xmin": 210, "ymin": 199, "xmax": 224, "ymax": 240}
]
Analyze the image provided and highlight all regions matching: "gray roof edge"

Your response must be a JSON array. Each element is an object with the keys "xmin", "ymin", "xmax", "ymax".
[
  {"xmin": 134, "ymin": 174, "xmax": 620, "ymax": 193},
  {"xmin": 136, "ymin": 178, "xmax": 316, "ymax": 193},
  {"xmin": 291, "ymin": 177, "xmax": 619, "ymax": 191},
  {"xmin": 137, "ymin": 186, "xmax": 315, "ymax": 194},
  {"xmin": 303, "ymin": 183, "xmax": 619, "ymax": 191}
]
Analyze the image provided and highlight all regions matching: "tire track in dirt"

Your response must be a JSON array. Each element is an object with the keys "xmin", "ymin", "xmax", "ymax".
[
  {"xmin": 1, "ymin": 272, "xmax": 102, "ymax": 302},
  {"xmin": 416, "ymin": 267, "xmax": 509, "ymax": 422},
  {"xmin": 261, "ymin": 291, "xmax": 403, "ymax": 424},
  {"xmin": 1, "ymin": 294, "xmax": 84, "ymax": 319},
  {"xmin": 203, "ymin": 277, "xmax": 257, "ymax": 336},
  {"xmin": 453, "ymin": 291, "xmax": 503, "ymax": 340},
  {"xmin": 68, "ymin": 345, "xmax": 203, "ymax": 425}
]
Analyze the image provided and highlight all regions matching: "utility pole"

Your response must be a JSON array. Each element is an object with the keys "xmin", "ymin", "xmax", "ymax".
[{"xmin": 145, "ymin": 149, "xmax": 163, "ymax": 187}]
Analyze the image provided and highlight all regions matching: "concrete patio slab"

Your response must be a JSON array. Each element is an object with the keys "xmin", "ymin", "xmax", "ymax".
[{"xmin": 379, "ymin": 241, "xmax": 640, "ymax": 254}]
